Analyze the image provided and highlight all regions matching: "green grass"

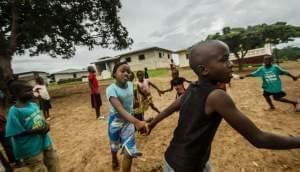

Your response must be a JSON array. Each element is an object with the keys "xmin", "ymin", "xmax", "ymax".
[{"xmin": 148, "ymin": 68, "xmax": 169, "ymax": 77}]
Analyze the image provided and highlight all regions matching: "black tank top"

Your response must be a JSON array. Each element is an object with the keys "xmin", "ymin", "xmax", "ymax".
[{"xmin": 165, "ymin": 81, "xmax": 222, "ymax": 171}]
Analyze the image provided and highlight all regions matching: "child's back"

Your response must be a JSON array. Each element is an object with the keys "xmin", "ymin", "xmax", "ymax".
[
  {"xmin": 165, "ymin": 82, "xmax": 221, "ymax": 171},
  {"xmin": 5, "ymin": 102, "xmax": 52, "ymax": 160}
]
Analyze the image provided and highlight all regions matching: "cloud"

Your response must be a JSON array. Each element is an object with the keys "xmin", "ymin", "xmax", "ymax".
[{"xmin": 12, "ymin": 0, "xmax": 300, "ymax": 73}]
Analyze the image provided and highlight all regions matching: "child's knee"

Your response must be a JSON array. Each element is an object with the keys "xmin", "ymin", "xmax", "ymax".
[{"xmin": 44, "ymin": 148, "xmax": 61, "ymax": 172}]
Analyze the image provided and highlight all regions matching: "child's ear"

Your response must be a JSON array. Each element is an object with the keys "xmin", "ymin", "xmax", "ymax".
[{"xmin": 196, "ymin": 65, "xmax": 209, "ymax": 76}]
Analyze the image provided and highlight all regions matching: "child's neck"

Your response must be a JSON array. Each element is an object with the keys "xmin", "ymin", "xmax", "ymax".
[
  {"xmin": 197, "ymin": 76, "xmax": 217, "ymax": 85},
  {"xmin": 15, "ymin": 100, "xmax": 29, "ymax": 108},
  {"xmin": 115, "ymin": 81, "xmax": 128, "ymax": 88}
]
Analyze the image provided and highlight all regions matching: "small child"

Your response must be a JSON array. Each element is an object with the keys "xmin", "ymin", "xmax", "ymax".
[
  {"xmin": 128, "ymin": 71, "xmax": 144, "ymax": 121},
  {"xmin": 106, "ymin": 62, "xmax": 147, "ymax": 171},
  {"xmin": 6, "ymin": 80, "xmax": 60, "ymax": 172},
  {"xmin": 136, "ymin": 71, "xmax": 163, "ymax": 113},
  {"xmin": 144, "ymin": 67, "xmax": 149, "ymax": 79},
  {"xmin": 146, "ymin": 40, "xmax": 300, "ymax": 172},
  {"xmin": 241, "ymin": 55, "xmax": 299, "ymax": 111},
  {"xmin": 162, "ymin": 69, "xmax": 191, "ymax": 98},
  {"xmin": 33, "ymin": 77, "xmax": 52, "ymax": 120},
  {"xmin": 170, "ymin": 59, "xmax": 176, "ymax": 72},
  {"xmin": 87, "ymin": 66, "xmax": 104, "ymax": 119}
]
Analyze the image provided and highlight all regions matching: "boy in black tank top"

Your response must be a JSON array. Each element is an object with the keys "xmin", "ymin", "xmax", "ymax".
[{"xmin": 146, "ymin": 40, "xmax": 300, "ymax": 172}]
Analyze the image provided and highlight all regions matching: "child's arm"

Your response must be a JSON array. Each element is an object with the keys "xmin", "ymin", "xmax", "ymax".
[
  {"xmin": 15, "ymin": 122, "xmax": 50, "ymax": 137},
  {"xmin": 146, "ymin": 96, "xmax": 182, "ymax": 135},
  {"xmin": 286, "ymin": 73, "xmax": 298, "ymax": 81},
  {"xmin": 149, "ymin": 81, "xmax": 163, "ymax": 95},
  {"xmin": 183, "ymin": 78, "xmax": 192, "ymax": 84},
  {"xmin": 109, "ymin": 97, "xmax": 147, "ymax": 131},
  {"xmin": 162, "ymin": 83, "xmax": 173, "ymax": 93},
  {"xmin": 276, "ymin": 66, "xmax": 297, "ymax": 81},
  {"xmin": 208, "ymin": 90, "xmax": 300, "ymax": 149}
]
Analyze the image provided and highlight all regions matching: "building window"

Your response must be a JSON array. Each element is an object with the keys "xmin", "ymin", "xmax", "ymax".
[
  {"xmin": 159, "ymin": 52, "xmax": 162, "ymax": 58},
  {"xmin": 167, "ymin": 54, "xmax": 170, "ymax": 59},
  {"xmin": 186, "ymin": 54, "xmax": 189, "ymax": 59},
  {"xmin": 139, "ymin": 54, "xmax": 145, "ymax": 60},
  {"xmin": 126, "ymin": 57, "xmax": 131, "ymax": 63}
]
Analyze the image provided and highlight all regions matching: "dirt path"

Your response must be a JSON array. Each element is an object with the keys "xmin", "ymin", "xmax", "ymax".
[{"xmin": 48, "ymin": 62, "xmax": 300, "ymax": 172}]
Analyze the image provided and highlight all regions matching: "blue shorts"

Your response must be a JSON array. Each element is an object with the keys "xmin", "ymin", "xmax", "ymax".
[{"xmin": 108, "ymin": 113, "xmax": 140, "ymax": 157}]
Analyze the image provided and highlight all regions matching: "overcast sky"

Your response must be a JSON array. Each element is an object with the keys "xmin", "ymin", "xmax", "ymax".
[{"xmin": 12, "ymin": 0, "xmax": 300, "ymax": 73}]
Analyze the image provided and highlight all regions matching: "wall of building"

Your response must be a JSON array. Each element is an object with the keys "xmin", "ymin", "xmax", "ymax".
[
  {"xmin": 95, "ymin": 61, "xmax": 118, "ymax": 80},
  {"xmin": 120, "ymin": 50, "xmax": 171, "ymax": 71},
  {"xmin": 177, "ymin": 51, "xmax": 189, "ymax": 67},
  {"xmin": 54, "ymin": 74, "xmax": 74, "ymax": 82},
  {"xmin": 18, "ymin": 72, "xmax": 49, "ymax": 85},
  {"xmin": 76, "ymin": 72, "xmax": 89, "ymax": 78}
]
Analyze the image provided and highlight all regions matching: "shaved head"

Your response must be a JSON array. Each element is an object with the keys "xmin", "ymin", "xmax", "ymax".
[{"xmin": 189, "ymin": 40, "xmax": 229, "ymax": 74}]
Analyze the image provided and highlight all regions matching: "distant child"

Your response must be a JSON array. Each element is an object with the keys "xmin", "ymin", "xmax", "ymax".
[
  {"xmin": 33, "ymin": 77, "xmax": 52, "ymax": 120},
  {"xmin": 87, "ymin": 66, "xmax": 104, "ymax": 119},
  {"xmin": 144, "ymin": 67, "xmax": 149, "ymax": 79},
  {"xmin": 170, "ymin": 59, "xmax": 176, "ymax": 72},
  {"xmin": 6, "ymin": 80, "xmax": 60, "ymax": 172},
  {"xmin": 128, "ymin": 71, "xmax": 144, "ymax": 121},
  {"xmin": 146, "ymin": 40, "xmax": 300, "ymax": 172},
  {"xmin": 136, "ymin": 71, "xmax": 163, "ymax": 113},
  {"xmin": 106, "ymin": 62, "xmax": 147, "ymax": 171},
  {"xmin": 162, "ymin": 69, "xmax": 191, "ymax": 98},
  {"xmin": 241, "ymin": 55, "xmax": 299, "ymax": 111}
]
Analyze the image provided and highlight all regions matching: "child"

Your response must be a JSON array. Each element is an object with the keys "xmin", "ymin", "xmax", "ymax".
[
  {"xmin": 33, "ymin": 77, "xmax": 52, "ymax": 120},
  {"xmin": 162, "ymin": 69, "xmax": 191, "ymax": 98},
  {"xmin": 106, "ymin": 62, "xmax": 147, "ymax": 171},
  {"xmin": 128, "ymin": 71, "xmax": 144, "ymax": 121},
  {"xmin": 241, "ymin": 55, "xmax": 299, "ymax": 111},
  {"xmin": 170, "ymin": 59, "xmax": 176, "ymax": 72},
  {"xmin": 146, "ymin": 40, "xmax": 300, "ymax": 172},
  {"xmin": 136, "ymin": 71, "xmax": 163, "ymax": 113},
  {"xmin": 144, "ymin": 67, "xmax": 149, "ymax": 79},
  {"xmin": 6, "ymin": 80, "xmax": 60, "ymax": 172},
  {"xmin": 87, "ymin": 66, "xmax": 104, "ymax": 119}
]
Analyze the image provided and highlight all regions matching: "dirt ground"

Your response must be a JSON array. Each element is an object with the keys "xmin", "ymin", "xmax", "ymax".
[{"xmin": 46, "ymin": 62, "xmax": 300, "ymax": 172}]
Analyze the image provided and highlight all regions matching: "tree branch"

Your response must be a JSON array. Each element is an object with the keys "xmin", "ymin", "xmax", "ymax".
[{"xmin": 8, "ymin": 0, "xmax": 18, "ymax": 57}]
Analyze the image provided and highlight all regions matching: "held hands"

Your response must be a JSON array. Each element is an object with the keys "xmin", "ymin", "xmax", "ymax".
[
  {"xmin": 158, "ymin": 90, "xmax": 164, "ymax": 96},
  {"xmin": 292, "ymin": 76, "xmax": 298, "ymax": 81},
  {"xmin": 134, "ymin": 118, "xmax": 154, "ymax": 135}
]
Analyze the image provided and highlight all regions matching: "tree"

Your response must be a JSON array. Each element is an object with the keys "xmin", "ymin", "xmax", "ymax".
[
  {"xmin": 0, "ymin": 0, "xmax": 133, "ymax": 100},
  {"xmin": 207, "ymin": 22, "xmax": 300, "ymax": 71},
  {"xmin": 275, "ymin": 46, "xmax": 300, "ymax": 61}
]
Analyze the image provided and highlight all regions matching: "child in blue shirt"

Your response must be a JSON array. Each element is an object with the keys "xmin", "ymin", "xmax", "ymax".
[
  {"xmin": 106, "ymin": 62, "xmax": 147, "ymax": 172},
  {"xmin": 242, "ymin": 55, "xmax": 299, "ymax": 111},
  {"xmin": 6, "ymin": 80, "xmax": 60, "ymax": 172}
]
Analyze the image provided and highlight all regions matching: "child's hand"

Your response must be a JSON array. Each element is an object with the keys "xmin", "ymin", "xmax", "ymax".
[
  {"xmin": 134, "ymin": 120, "xmax": 148, "ymax": 134},
  {"xmin": 292, "ymin": 76, "xmax": 298, "ymax": 81}
]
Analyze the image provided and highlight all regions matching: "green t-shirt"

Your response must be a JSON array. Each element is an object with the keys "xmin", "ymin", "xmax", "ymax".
[
  {"xmin": 5, "ymin": 102, "xmax": 52, "ymax": 160},
  {"xmin": 251, "ymin": 64, "xmax": 289, "ymax": 93}
]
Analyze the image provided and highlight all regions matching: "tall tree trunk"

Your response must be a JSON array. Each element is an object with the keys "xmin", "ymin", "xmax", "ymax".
[
  {"xmin": 237, "ymin": 58, "xmax": 243, "ymax": 72},
  {"xmin": 234, "ymin": 52, "xmax": 243, "ymax": 72},
  {"xmin": 0, "ymin": 55, "xmax": 14, "ymax": 109}
]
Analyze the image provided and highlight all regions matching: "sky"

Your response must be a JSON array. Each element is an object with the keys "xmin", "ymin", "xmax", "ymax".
[{"xmin": 12, "ymin": 0, "xmax": 300, "ymax": 73}]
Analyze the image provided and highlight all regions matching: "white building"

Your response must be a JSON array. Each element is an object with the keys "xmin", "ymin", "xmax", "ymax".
[
  {"xmin": 176, "ymin": 44, "xmax": 272, "ymax": 67},
  {"xmin": 16, "ymin": 71, "xmax": 49, "ymax": 85},
  {"xmin": 94, "ymin": 47, "xmax": 174, "ymax": 79},
  {"xmin": 51, "ymin": 69, "xmax": 89, "ymax": 82}
]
